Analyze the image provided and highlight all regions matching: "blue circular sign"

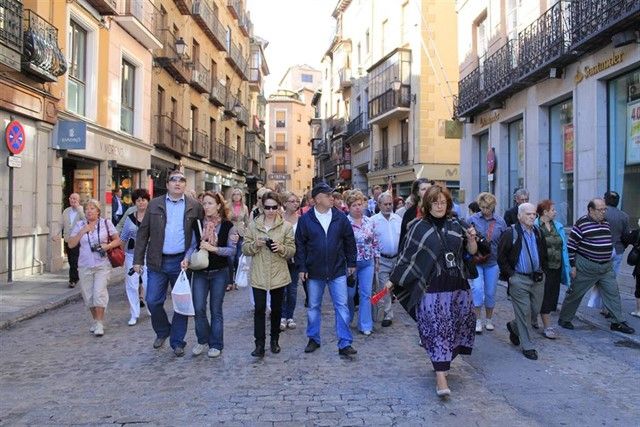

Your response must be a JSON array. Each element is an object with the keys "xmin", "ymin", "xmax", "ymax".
[{"xmin": 6, "ymin": 120, "xmax": 25, "ymax": 155}]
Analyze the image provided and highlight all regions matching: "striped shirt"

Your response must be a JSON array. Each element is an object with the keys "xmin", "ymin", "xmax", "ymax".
[{"xmin": 567, "ymin": 215, "xmax": 613, "ymax": 265}]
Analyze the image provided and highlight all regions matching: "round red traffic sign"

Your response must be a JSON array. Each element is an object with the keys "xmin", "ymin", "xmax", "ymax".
[
  {"xmin": 487, "ymin": 147, "xmax": 496, "ymax": 174},
  {"xmin": 5, "ymin": 120, "xmax": 26, "ymax": 155}
]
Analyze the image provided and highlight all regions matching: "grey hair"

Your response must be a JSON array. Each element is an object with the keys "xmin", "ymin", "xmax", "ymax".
[
  {"xmin": 517, "ymin": 202, "xmax": 536, "ymax": 215},
  {"xmin": 514, "ymin": 188, "xmax": 529, "ymax": 199},
  {"xmin": 377, "ymin": 191, "xmax": 393, "ymax": 205}
]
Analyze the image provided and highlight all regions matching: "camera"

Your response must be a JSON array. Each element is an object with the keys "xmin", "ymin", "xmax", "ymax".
[
  {"xmin": 264, "ymin": 238, "xmax": 276, "ymax": 252},
  {"xmin": 531, "ymin": 271, "xmax": 544, "ymax": 283},
  {"xmin": 444, "ymin": 252, "xmax": 457, "ymax": 269},
  {"xmin": 91, "ymin": 244, "xmax": 106, "ymax": 257}
]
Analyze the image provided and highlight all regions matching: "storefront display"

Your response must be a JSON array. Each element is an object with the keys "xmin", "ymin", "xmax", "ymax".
[{"xmin": 550, "ymin": 100, "xmax": 574, "ymax": 226}]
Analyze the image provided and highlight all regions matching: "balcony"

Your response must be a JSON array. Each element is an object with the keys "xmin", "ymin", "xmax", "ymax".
[
  {"xmin": 223, "ymin": 91, "xmax": 238, "ymax": 117},
  {"xmin": 273, "ymin": 143, "xmax": 286, "ymax": 151},
  {"xmin": 249, "ymin": 65, "xmax": 261, "ymax": 90},
  {"xmin": 239, "ymin": 11, "xmax": 252, "ymax": 37},
  {"xmin": 154, "ymin": 115, "xmax": 188, "ymax": 156},
  {"xmin": 173, "ymin": 0, "xmax": 193, "ymax": 15},
  {"xmin": 1, "ymin": 0, "xmax": 23, "ymax": 72},
  {"xmin": 236, "ymin": 103, "xmax": 249, "ymax": 127},
  {"xmin": 85, "ymin": 0, "xmax": 119, "ymax": 15},
  {"xmin": 239, "ymin": 154, "xmax": 249, "ymax": 172},
  {"xmin": 392, "ymin": 144, "xmax": 409, "ymax": 167},
  {"xmin": 226, "ymin": 41, "xmax": 248, "ymax": 80},
  {"xmin": 190, "ymin": 59, "xmax": 210, "ymax": 94},
  {"xmin": 227, "ymin": 0, "xmax": 241, "ymax": 19},
  {"xmin": 21, "ymin": 10, "xmax": 67, "ymax": 82},
  {"xmin": 455, "ymin": 0, "xmax": 640, "ymax": 118},
  {"xmin": 345, "ymin": 112, "xmax": 369, "ymax": 144},
  {"xmin": 190, "ymin": 129, "xmax": 209, "ymax": 158},
  {"xmin": 373, "ymin": 149, "xmax": 389, "ymax": 171},
  {"xmin": 271, "ymin": 165, "xmax": 288, "ymax": 174},
  {"xmin": 209, "ymin": 79, "xmax": 225, "ymax": 107},
  {"xmin": 223, "ymin": 145, "xmax": 238, "ymax": 169},
  {"xmin": 114, "ymin": 0, "xmax": 162, "ymax": 50},
  {"xmin": 338, "ymin": 67, "xmax": 352, "ymax": 90},
  {"xmin": 368, "ymin": 86, "xmax": 411, "ymax": 124},
  {"xmin": 153, "ymin": 30, "xmax": 192, "ymax": 84},
  {"xmin": 192, "ymin": 0, "xmax": 228, "ymax": 52}
]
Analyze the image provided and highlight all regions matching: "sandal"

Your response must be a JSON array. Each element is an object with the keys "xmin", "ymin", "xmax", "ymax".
[{"xmin": 226, "ymin": 285, "xmax": 233, "ymax": 292}]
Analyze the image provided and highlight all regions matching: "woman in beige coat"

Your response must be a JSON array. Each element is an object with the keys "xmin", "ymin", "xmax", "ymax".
[{"xmin": 242, "ymin": 191, "xmax": 296, "ymax": 357}]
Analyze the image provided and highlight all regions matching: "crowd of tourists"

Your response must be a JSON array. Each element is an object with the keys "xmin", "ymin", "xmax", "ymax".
[{"xmin": 58, "ymin": 171, "xmax": 639, "ymax": 398}]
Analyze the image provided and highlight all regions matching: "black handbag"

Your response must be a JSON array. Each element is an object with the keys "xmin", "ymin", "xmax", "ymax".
[{"xmin": 628, "ymin": 246, "xmax": 639, "ymax": 266}]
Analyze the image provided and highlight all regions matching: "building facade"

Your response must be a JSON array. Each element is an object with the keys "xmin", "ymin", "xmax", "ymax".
[
  {"xmin": 313, "ymin": 0, "xmax": 461, "ymax": 199},
  {"xmin": 456, "ymin": 0, "xmax": 640, "ymax": 227},
  {"xmin": 0, "ymin": 0, "xmax": 268, "ymax": 280}
]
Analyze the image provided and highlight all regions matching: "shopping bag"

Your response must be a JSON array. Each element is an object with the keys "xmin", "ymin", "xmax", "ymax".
[
  {"xmin": 235, "ymin": 254, "xmax": 251, "ymax": 288},
  {"xmin": 171, "ymin": 270, "xmax": 195, "ymax": 316},
  {"xmin": 587, "ymin": 286, "xmax": 602, "ymax": 309}
]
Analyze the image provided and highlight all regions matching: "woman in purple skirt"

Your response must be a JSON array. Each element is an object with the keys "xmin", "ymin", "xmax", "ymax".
[{"xmin": 385, "ymin": 185, "xmax": 478, "ymax": 398}]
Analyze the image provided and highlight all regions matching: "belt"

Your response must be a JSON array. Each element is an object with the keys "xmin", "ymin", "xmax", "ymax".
[
  {"xmin": 380, "ymin": 254, "xmax": 397, "ymax": 259},
  {"xmin": 162, "ymin": 252, "xmax": 185, "ymax": 257}
]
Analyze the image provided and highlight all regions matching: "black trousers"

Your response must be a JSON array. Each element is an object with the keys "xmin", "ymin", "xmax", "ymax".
[
  {"xmin": 252, "ymin": 287, "xmax": 284, "ymax": 344},
  {"xmin": 65, "ymin": 242, "xmax": 80, "ymax": 283}
]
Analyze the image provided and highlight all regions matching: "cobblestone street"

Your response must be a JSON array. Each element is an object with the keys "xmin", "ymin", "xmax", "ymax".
[{"xmin": 1, "ymin": 281, "xmax": 639, "ymax": 426}]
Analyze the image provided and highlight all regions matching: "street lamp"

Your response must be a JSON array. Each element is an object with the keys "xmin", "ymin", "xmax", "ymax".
[
  {"xmin": 175, "ymin": 37, "xmax": 187, "ymax": 58},
  {"xmin": 391, "ymin": 77, "xmax": 402, "ymax": 91}
]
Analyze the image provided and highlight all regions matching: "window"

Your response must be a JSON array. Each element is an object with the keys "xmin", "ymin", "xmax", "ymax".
[
  {"xmin": 401, "ymin": 2, "xmax": 410, "ymax": 44},
  {"xmin": 224, "ymin": 127, "xmax": 230, "ymax": 145},
  {"xmin": 275, "ymin": 156, "xmax": 286, "ymax": 172},
  {"xmin": 275, "ymin": 110, "xmax": 286, "ymax": 127},
  {"xmin": 275, "ymin": 132, "xmax": 286, "ymax": 149},
  {"xmin": 476, "ymin": 14, "xmax": 488, "ymax": 57},
  {"xmin": 297, "ymin": 135, "xmax": 302, "ymax": 145},
  {"xmin": 301, "ymin": 73, "xmax": 314, "ymax": 83},
  {"xmin": 381, "ymin": 19, "xmax": 388, "ymax": 55},
  {"xmin": 550, "ymin": 99, "xmax": 574, "ymax": 225},
  {"xmin": 478, "ymin": 133, "xmax": 489, "ymax": 194},
  {"xmin": 226, "ymin": 26, "xmax": 231, "ymax": 51},
  {"xmin": 297, "ymin": 113, "xmax": 302, "ymax": 122},
  {"xmin": 68, "ymin": 20, "xmax": 87, "ymax": 115},
  {"xmin": 506, "ymin": 0, "xmax": 522, "ymax": 41},
  {"xmin": 190, "ymin": 105, "xmax": 198, "ymax": 146},
  {"xmin": 508, "ymin": 119, "xmax": 525, "ymax": 198},
  {"xmin": 608, "ymin": 68, "xmax": 640, "ymax": 226},
  {"xmin": 120, "ymin": 59, "xmax": 135, "ymax": 134},
  {"xmin": 209, "ymin": 117, "xmax": 217, "ymax": 153},
  {"xmin": 365, "ymin": 29, "xmax": 370, "ymax": 53}
]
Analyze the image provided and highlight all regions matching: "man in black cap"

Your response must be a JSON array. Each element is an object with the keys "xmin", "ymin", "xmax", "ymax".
[{"xmin": 295, "ymin": 182, "xmax": 358, "ymax": 357}]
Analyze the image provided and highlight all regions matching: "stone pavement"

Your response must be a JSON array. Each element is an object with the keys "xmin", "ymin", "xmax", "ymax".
[{"xmin": 0, "ymin": 271, "xmax": 638, "ymax": 425}]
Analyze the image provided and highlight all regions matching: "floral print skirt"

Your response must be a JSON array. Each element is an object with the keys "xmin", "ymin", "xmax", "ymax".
[{"xmin": 416, "ymin": 277, "xmax": 476, "ymax": 371}]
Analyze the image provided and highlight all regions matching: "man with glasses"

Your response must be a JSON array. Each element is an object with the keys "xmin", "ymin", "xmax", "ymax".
[
  {"xmin": 134, "ymin": 170, "xmax": 204, "ymax": 356},
  {"xmin": 295, "ymin": 182, "xmax": 358, "ymax": 357},
  {"xmin": 371, "ymin": 192, "xmax": 401, "ymax": 327},
  {"xmin": 558, "ymin": 198, "xmax": 634, "ymax": 334}
]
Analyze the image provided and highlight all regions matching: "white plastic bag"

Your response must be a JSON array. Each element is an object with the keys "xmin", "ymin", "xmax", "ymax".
[
  {"xmin": 587, "ymin": 286, "xmax": 602, "ymax": 309},
  {"xmin": 171, "ymin": 270, "xmax": 195, "ymax": 316},
  {"xmin": 235, "ymin": 254, "xmax": 251, "ymax": 288}
]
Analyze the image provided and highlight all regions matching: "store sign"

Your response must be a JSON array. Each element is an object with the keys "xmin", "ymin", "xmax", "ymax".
[
  {"xmin": 269, "ymin": 173, "xmax": 290, "ymax": 180},
  {"xmin": 54, "ymin": 120, "xmax": 86, "ymax": 149},
  {"xmin": 563, "ymin": 124, "xmax": 574, "ymax": 173},
  {"xmin": 627, "ymin": 99, "xmax": 640, "ymax": 165},
  {"xmin": 479, "ymin": 112, "xmax": 500, "ymax": 127},
  {"xmin": 574, "ymin": 52, "xmax": 625, "ymax": 84}
]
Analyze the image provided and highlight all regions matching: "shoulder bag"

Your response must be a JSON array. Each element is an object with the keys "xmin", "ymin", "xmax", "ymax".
[
  {"xmin": 189, "ymin": 219, "xmax": 210, "ymax": 270},
  {"xmin": 105, "ymin": 219, "xmax": 125, "ymax": 267}
]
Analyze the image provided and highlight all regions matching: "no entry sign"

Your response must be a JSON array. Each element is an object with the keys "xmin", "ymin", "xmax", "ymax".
[{"xmin": 5, "ymin": 120, "xmax": 26, "ymax": 155}]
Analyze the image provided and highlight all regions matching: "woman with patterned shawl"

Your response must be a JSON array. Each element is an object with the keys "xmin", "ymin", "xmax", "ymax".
[{"xmin": 384, "ymin": 185, "xmax": 478, "ymax": 398}]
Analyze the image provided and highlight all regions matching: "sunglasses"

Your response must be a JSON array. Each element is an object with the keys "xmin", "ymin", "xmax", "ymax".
[
  {"xmin": 263, "ymin": 205, "xmax": 279, "ymax": 211},
  {"xmin": 168, "ymin": 176, "xmax": 186, "ymax": 183}
]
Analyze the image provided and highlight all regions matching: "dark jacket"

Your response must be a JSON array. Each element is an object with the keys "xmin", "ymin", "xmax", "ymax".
[
  {"xmin": 134, "ymin": 195, "xmax": 204, "ymax": 271},
  {"xmin": 503, "ymin": 205, "xmax": 518, "ymax": 227},
  {"xmin": 497, "ymin": 223, "xmax": 548, "ymax": 281},
  {"xmin": 294, "ymin": 207, "xmax": 357, "ymax": 281},
  {"xmin": 399, "ymin": 205, "xmax": 418, "ymax": 250}
]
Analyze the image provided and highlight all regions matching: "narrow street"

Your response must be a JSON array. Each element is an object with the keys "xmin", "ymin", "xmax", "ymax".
[{"xmin": 1, "ymin": 282, "xmax": 638, "ymax": 426}]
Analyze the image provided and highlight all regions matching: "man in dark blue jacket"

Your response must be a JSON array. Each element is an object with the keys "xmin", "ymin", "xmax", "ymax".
[{"xmin": 296, "ymin": 182, "xmax": 358, "ymax": 357}]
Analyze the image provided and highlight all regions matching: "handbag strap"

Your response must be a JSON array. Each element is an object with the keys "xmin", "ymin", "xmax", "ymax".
[
  {"xmin": 486, "ymin": 220, "xmax": 496, "ymax": 240},
  {"xmin": 104, "ymin": 219, "xmax": 111, "ymax": 243}
]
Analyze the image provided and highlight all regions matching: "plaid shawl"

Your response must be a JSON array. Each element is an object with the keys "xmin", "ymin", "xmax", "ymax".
[{"xmin": 389, "ymin": 217, "xmax": 468, "ymax": 320}]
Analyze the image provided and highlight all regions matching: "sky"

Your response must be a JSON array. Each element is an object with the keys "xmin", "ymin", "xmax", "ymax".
[{"xmin": 246, "ymin": 0, "xmax": 336, "ymax": 96}]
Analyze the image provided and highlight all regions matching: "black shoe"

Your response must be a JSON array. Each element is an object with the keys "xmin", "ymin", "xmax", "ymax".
[
  {"xmin": 558, "ymin": 320, "xmax": 575, "ymax": 330},
  {"xmin": 139, "ymin": 300, "xmax": 145, "ymax": 308},
  {"xmin": 610, "ymin": 322, "xmax": 635, "ymax": 334},
  {"xmin": 381, "ymin": 319, "xmax": 392, "ymax": 327},
  {"xmin": 173, "ymin": 346, "xmax": 185, "ymax": 357},
  {"xmin": 270, "ymin": 339, "xmax": 281, "ymax": 354},
  {"xmin": 601, "ymin": 311, "xmax": 612, "ymax": 319},
  {"xmin": 338, "ymin": 345, "xmax": 357, "ymax": 356},
  {"xmin": 531, "ymin": 322, "xmax": 539, "ymax": 330},
  {"xmin": 153, "ymin": 337, "xmax": 167, "ymax": 349},
  {"xmin": 251, "ymin": 343, "xmax": 265, "ymax": 358},
  {"xmin": 506, "ymin": 323, "xmax": 520, "ymax": 346},
  {"xmin": 304, "ymin": 339, "xmax": 320, "ymax": 353},
  {"xmin": 68, "ymin": 281, "xmax": 76, "ymax": 288},
  {"xmin": 522, "ymin": 349, "xmax": 538, "ymax": 360}
]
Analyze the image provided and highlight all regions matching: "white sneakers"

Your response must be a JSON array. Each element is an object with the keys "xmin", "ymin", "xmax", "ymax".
[
  {"xmin": 89, "ymin": 322, "xmax": 96, "ymax": 333},
  {"xmin": 207, "ymin": 348, "xmax": 221, "ymax": 358},
  {"xmin": 128, "ymin": 317, "xmax": 137, "ymax": 326},
  {"xmin": 286, "ymin": 319, "xmax": 296, "ymax": 329},
  {"xmin": 280, "ymin": 319, "xmax": 287, "ymax": 331},
  {"xmin": 192, "ymin": 343, "xmax": 206, "ymax": 356},
  {"xmin": 485, "ymin": 319, "xmax": 495, "ymax": 331},
  {"xmin": 475, "ymin": 319, "xmax": 483, "ymax": 334},
  {"xmin": 281, "ymin": 318, "xmax": 297, "ymax": 330},
  {"xmin": 93, "ymin": 322, "xmax": 104, "ymax": 337}
]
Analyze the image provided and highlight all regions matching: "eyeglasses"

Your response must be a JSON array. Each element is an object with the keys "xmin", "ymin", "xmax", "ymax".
[
  {"xmin": 168, "ymin": 176, "xmax": 186, "ymax": 183},
  {"xmin": 595, "ymin": 207, "xmax": 607, "ymax": 212},
  {"xmin": 432, "ymin": 201, "xmax": 447, "ymax": 207},
  {"xmin": 263, "ymin": 205, "xmax": 279, "ymax": 211}
]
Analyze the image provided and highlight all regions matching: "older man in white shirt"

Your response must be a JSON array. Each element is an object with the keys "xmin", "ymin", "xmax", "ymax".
[{"xmin": 371, "ymin": 192, "xmax": 401, "ymax": 326}]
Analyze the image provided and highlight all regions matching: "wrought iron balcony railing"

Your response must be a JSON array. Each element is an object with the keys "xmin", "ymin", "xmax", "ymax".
[
  {"xmin": 236, "ymin": 103, "xmax": 249, "ymax": 127},
  {"xmin": 21, "ymin": 9, "xmax": 67, "ymax": 82},
  {"xmin": 374, "ymin": 149, "xmax": 389, "ymax": 171},
  {"xmin": 192, "ymin": 0, "xmax": 228, "ymax": 52},
  {"xmin": 86, "ymin": 0, "xmax": 119, "ymax": 15},
  {"xmin": 115, "ymin": 0, "xmax": 163, "ymax": 50},
  {"xmin": 368, "ymin": 86, "xmax": 410, "ymax": 122},
  {"xmin": 393, "ymin": 143, "xmax": 409, "ymax": 166},
  {"xmin": 154, "ymin": 115, "xmax": 188, "ymax": 156},
  {"xmin": 209, "ymin": 79, "xmax": 225, "ymax": 107},
  {"xmin": 272, "ymin": 165, "xmax": 288, "ymax": 174},
  {"xmin": 226, "ymin": 40, "xmax": 248, "ymax": 80},
  {"xmin": 223, "ymin": 91, "xmax": 238, "ymax": 117},
  {"xmin": 570, "ymin": 0, "xmax": 640, "ymax": 53},
  {"xmin": 239, "ymin": 11, "xmax": 252, "ymax": 37},
  {"xmin": 1, "ymin": 0, "xmax": 23, "ymax": 71},
  {"xmin": 346, "ymin": 112, "xmax": 369, "ymax": 142},
  {"xmin": 482, "ymin": 40, "xmax": 516, "ymax": 101},
  {"xmin": 227, "ymin": 0, "xmax": 241, "ymax": 19},
  {"xmin": 190, "ymin": 59, "xmax": 210, "ymax": 94},
  {"xmin": 190, "ymin": 129, "xmax": 210, "ymax": 158},
  {"xmin": 153, "ymin": 29, "xmax": 191, "ymax": 83}
]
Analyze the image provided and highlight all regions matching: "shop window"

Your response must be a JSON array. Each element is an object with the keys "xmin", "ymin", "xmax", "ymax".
[
  {"xmin": 68, "ymin": 20, "xmax": 87, "ymax": 116},
  {"xmin": 608, "ymin": 68, "xmax": 640, "ymax": 225},
  {"xmin": 508, "ymin": 119, "xmax": 525, "ymax": 197},
  {"xmin": 478, "ymin": 133, "xmax": 489, "ymax": 195},
  {"xmin": 121, "ymin": 59, "xmax": 136, "ymax": 134},
  {"xmin": 549, "ymin": 99, "xmax": 574, "ymax": 226}
]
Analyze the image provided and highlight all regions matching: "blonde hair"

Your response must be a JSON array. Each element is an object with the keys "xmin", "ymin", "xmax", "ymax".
[
  {"xmin": 345, "ymin": 190, "xmax": 366, "ymax": 208},
  {"xmin": 477, "ymin": 192, "xmax": 497, "ymax": 211},
  {"xmin": 229, "ymin": 187, "xmax": 245, "ymax": 204},
  {"xmin": 84, "ymin": 199, "xmax": 102, "ymax": 214}
]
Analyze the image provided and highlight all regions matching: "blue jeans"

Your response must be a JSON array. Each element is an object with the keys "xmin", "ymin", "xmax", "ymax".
[
  {"xmin": 347, "ymin": 259, "xmax": 374, "ymax": 333},
  {"xmin": 612, "ymin": 252, "xmax": 623, "ymax": 275},
  {"xmin": 471, "ymin": 263, "xmax": 500, "ymax": 309},
  {"xmin": 192, "ymin": 268, "xmax": 228, "ymax": 350},
  {"xmin": 282, "ymin": 263, "xmax": 298, "ymax": 320},
  {"xmin": 306, "ymin": 275, "xmax": 353, "ymax": 349},
  {"xmin": 146, "ymin": 254, "xmax": 189, "ymax": 350}
]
